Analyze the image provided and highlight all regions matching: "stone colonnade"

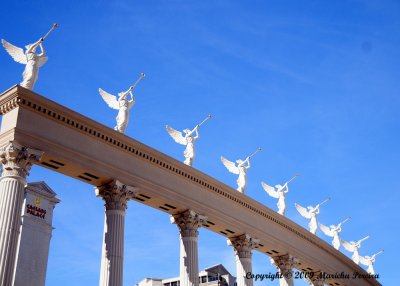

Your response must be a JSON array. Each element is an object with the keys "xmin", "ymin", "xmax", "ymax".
[{"xmin": 0, "ymin": 142, "xmax": 326, "ymax": 286}]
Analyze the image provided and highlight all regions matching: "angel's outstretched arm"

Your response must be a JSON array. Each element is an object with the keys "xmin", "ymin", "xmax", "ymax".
[
  {"xmin": 26, "ymin": 39, "xmax": 42, "ymax": 54},
  {"xmin": 193, "ymin": 126, "xmax": 199, "ymax": 140},
  {"xmin": 283, "ymin": 183, "xmax": 289, "ymax": 193},
  {"xmin": 38, "ymin": 43, "xmax": 45, "ymax": 57},
  {"xmin": 129, "ymin": 90, "xmax": 135, "ymax": 102},
  {"xmin": 245, "ymin": 157, "xmax": 251, "ymax": 168}
]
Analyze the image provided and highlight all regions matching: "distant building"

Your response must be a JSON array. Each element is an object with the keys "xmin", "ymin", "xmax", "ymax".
[
  {"xmin": 14, "ymin": 182, "xmax": 60, "ymax": 286},
  {"xmin": 137, "ymin": 264, "xmax": 236, "ymax": 286}
]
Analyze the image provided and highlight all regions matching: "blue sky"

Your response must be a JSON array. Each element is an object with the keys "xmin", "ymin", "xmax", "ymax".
[{"xmin": 1, "ymin": 1, "xmax": 399, "ymax": 285}]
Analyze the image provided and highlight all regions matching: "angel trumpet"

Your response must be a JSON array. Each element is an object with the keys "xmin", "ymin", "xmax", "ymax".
[
  {"xmin": 286, "ymin": 173, "xmax": 300, "ymax": 185},
  {"xmin": 129, "ymin": 73, "xmax": 145, "ymax": 91},
  {"xmin": 246, "ymin": 147, "xmax": 262, "ymax": 159},
  {"xmin": 196, "ymin": 115, "xmax": 212, "ymax": 128},
  {"xmin": 338, "ymin": 216, "xmax": 351, "ymax": 226},
  {"xmin": 317, "ymin": 197, "xmax": 331, "ymax": 207},
  {"xmin": 373, "ymin": 250, "xmax": 384, "ymax": 257},
  {"xmin": 357, "ymin": 236, "xmax": 370, "ymax": 244},
  {"xmin": 41, "ymin": 23, "xmax": 58, "ymax": 41}
]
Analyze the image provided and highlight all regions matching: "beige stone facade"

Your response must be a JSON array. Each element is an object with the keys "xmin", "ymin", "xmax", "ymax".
[{"xmin": 14, "ymin": 182, "xmax": 59, "ymax": 286}]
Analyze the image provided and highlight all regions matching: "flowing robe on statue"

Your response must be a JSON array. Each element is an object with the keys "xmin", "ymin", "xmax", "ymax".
[
  {"xmin": 309, "ymin": 212, "xmax": 318, "ymax": 234},
  {"xmin": 277, "ymin": 191, "xmax": 286, "ymax": 215},
  {"xmin": 21, "ymin": 51, "xmax": 40, "ymax": 89},
  {"xmin": 237, "ymin": 166, "xmax": 247, "ymax": 193},
  {"xmin": 184, "ymin": 136, "xmax": 195, "ymax": 165},
  {"xmin": 332, "ymin": 230, "xmax": 341, "ymax": 250},
  {"xmin": 352, "ymin": 248, "xmax": 360, "ymax": 264},
  {"xmin": 116, "ymin": 98, "xmax": 129, "ymax": 133}
]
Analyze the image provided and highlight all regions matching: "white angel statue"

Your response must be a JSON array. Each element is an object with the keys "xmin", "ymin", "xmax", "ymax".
[
  {"xmin": 359, "ymin": 250, "xmax": 383, "ymax": 275},
  {"xmin": 99, "ymin": 86, "xmax": 135, "ymax": 133},
  {"xmin": 2, "ymin": 38, "xmax": 47, "ymax": 90},
  {"xmin": 341, "ymin": 236, "xmax": 369, "ymax": 265},
  {"xmin": 166, "ymin": 115, "xmax": 211, "ymax": 167},
  {"xmin": 221, "ymin": 157, "xmax": 250, "ymax": 193},
  {"xmin": 166, "ymin": 125, "xmax": 199, "ymax": 166},
  {"xmin": 295, "ymin": 198, "xmax": 330, "ymax": 235},
  {"xmin": 99, "ymin": 73, "xmax": 145, "ymax": 133},
  {"xmin": 261, "ymin": 174, "xmax": 299, "ymax": 216},
  {"xmin": 319, "ymin": 217, "xmax": 350, "ymax": 250},
  {"xmin": 262, "ymin": 182, "xmax": 288, "ymax": 215},
  {"xmin": 1, "ymin": 24, "xmax": 57, "ymax": 90},
  {"xmin": 221, "ymin": 148, "xmax": 261, "ymax": 193}
]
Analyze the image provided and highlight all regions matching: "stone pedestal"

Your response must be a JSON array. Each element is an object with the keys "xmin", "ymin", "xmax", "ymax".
[
  {"xmin": 271, "ymin": 254, "xmax": 299, "ymax": 286},
  {"xmin": 14, "ymin": 182, "xmax": 59, "ymax": 286},
  {"xmin": 0, "ymin": 142, "xmax": 42, "ymax": 286},
  {"xmin": 96, "ymin": 180, "xmax": 137, "ymax": 286},
  {"xmin": 171, "ymin": 210, "xmax": 207, "ymax": 286},
  {"xmin": 228, "ymin": 234, "xmax": 259, "ymax": 286}
]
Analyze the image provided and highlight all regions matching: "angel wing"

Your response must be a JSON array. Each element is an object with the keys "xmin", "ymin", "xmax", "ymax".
[
  {"xmin": 295, "ymin": 203, "xmax": 311, "ymax": 219},
  {"xmin": 166, "ymin": 125, "xmax": 186, "ymax": 145},
  {"xmin": 261, "ymin": 182, "xmax": 279, "ymax": 198},
  {"xmin": 318, "ymin": 223, "xmax": 334, "ymax": 237},
  {"xmin": 2, "ymin": 39, "xmax": 27, "ymax": 64},
  {"xmin": 99, "ymin": 88, "xmax": 119, "ymax": 110},
  {"xmin": 341, "ymin": 240, "xmax": 355, "ymax": 252},
  {"xmin": 221, "ymin": 156, "xmax": 239, "ymax": 175},
  {"xmin": 358, "ymin": 255, "xmax": 369, "ymax": 266},
  {"xmin": 38, "ymin": 56, "xmax": 48, "ymax": 67}
]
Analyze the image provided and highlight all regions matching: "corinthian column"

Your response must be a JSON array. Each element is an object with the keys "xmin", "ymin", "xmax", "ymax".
[
  {"xmin": 228, "ymin": 234, "xmax": 260, "ymax": 286},
  {"xmin": 271, "ymin": 254, "xmax": 299, "ymax": 286},
  {"xmin": 0, "ymin": 141, "xmax": 42, "ymax": 286},
  {"xmin": 170, "ymin": 210, "xmax": 207, "ymax": 286},
  {"xmin": 308, "ymin": 272, "xmax": 325, "ymax": 286},
  {"xmin": 95, "ymin": 180, "xmax": 138, "ymax": 286}
]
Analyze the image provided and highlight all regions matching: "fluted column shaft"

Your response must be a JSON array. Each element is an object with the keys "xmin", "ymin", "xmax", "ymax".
[
  {"xmin": 0, "ymin": 142, "xmax": 42, "ymax": 286},
  {"xmin": 228, "ymin": 234, "xmax": 259, "ymax": 286},
  {"xmin": 272, "ymin": 254, "xmax": 299, "ymax": 286},
  {"xmin": 96, "ymin": 180, "xmax": 137, "ymax": 286},
  {"xmin": 171, "ymin": 210, "xmax": 207, "ymax": 286}
]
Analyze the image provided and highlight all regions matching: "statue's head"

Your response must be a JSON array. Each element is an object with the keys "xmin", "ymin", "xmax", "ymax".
[
  {"xmin": 275, "ymin": 184, "xmax": 283, "ymax": 189},
  {"xmin": 236, "ymin": 159, "xmax": 243, "ymax": 164},
  {"xmin": 330, "ymin": 224, "xmax": 336, "ymax": 229},
  {"xmin": 183, "ymin": 128, "xmax": 191, "ymax": 134},
  {"xmin": 307, "ymin": 206, "xmax": 313, "ymax": 211}
]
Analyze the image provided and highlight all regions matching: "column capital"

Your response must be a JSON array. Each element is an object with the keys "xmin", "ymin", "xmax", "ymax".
[
  {"xmin": 228, "ymin": 234, "xmax": 259, "ymax": 259},
  {"xmin": 308, "ymin": 272, "xmax": 325, "ymax": 286},
  {"xmin": 271, "ymin": 254, "xmax": 300, "ymax": 272},
  {"xmin": 0, "ymin": 141, "xmax": 43, "ymax": 178},
  {"xmin": 95, "ymin": 180, "xmax": 138, "ymax": 211},
  {"xmin": 170, "ymin": 209, "xmax": 207, "ymax": 237}
]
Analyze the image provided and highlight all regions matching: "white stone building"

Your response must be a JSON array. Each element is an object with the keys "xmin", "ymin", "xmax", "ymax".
[{"xmin": 136, "ymin": 264, "xmax": 236, "ymax": 286}]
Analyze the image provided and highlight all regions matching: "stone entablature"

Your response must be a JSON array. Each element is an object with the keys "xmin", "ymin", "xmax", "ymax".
[{"xmin": 0, "ymin": 86, "xmax": 381, "ymax": 286}]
